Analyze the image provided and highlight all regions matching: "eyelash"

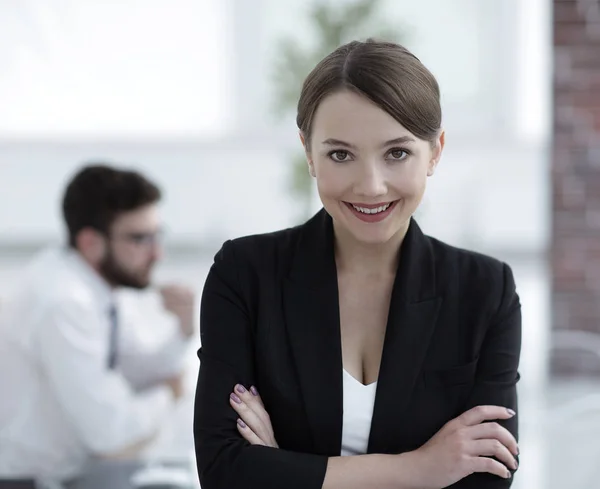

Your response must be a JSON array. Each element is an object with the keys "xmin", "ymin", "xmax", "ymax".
[{"xmin": 327, "ymin": 148, "xmax": 411, "ymax": 163}]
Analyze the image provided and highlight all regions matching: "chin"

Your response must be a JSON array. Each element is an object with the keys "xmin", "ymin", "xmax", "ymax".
[
  {"xmin": 135, "ymin": 276, "xmax": 152, "ymax": 289},
  {"xmin": 121, "ymin": 274, "xmax": 151, "ymax": 290},
  {"xmin": 350, "ymin": 227, "xmax": 399, "ymax": 245}
]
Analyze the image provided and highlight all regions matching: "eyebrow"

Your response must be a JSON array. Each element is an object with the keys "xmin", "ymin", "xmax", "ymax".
[{"xmin": 321, "ymin": 136, "xmax": 416, "ymax": 149}]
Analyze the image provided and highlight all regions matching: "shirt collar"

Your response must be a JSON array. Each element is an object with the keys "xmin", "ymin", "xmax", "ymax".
[{"xmin": 63, "ymin": 247, "xmax": 116, "ymax": 311}]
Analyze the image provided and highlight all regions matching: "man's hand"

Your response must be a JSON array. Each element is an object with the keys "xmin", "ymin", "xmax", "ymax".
[
  {"xmin": 158, "ymin": 284, "xmax": 196, "ymax": 337},
  {"xmin": 229, "ymin": 384, "xmax": 279, "ymax": 448}
]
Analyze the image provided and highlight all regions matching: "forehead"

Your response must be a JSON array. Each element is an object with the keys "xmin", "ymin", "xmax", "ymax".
[
  {"xmin": 311, "ymin": 90, "xmax": 413, "ymax": 145},
  {"xmin": 111, "ymin": 204, "xmax": 160, "ymax": 232}
]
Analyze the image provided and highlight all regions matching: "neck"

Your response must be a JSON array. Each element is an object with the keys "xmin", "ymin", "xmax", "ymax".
[{"xmin": 333, "ymin": 219, "xmax": 410, "ymax": 276}]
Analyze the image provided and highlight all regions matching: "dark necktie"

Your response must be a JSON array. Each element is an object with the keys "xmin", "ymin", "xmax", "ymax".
[{"xmin": 107, "ymin": 303, "xmax": 119, "ymax": 370}]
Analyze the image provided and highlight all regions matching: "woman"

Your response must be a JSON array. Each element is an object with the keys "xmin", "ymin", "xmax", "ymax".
[{"xmin": 194, "ymin": 39, "xmax": 521, "ymax": 489}]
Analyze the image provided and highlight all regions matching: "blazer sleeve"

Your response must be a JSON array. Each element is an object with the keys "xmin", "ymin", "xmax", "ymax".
[
  {"xmin": 193, "ymin": 240, "xmax": 328, "ymax": 489},
  {"xmin": 452, "ymin": 263, "xmax": 522, "ymax": 488}
]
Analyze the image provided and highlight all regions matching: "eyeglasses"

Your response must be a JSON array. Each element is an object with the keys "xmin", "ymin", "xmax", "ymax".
[{"xmin": 109, "ymin": 229, "xmax": 164, "ymax": 247}]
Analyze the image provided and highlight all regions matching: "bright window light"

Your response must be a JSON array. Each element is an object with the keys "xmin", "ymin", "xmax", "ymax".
[{"xmin": 0, "ymin": 0, "xmax": 232, "ymax": 139}]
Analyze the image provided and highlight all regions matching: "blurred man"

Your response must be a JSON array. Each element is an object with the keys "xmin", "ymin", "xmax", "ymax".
[{"xmin": 0, "ymin": 164, "xmax": 195, "ymax": 486}]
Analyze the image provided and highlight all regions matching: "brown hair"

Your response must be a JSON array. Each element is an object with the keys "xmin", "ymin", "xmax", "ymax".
[
  {"xmin": 296, "ymin": 39, "xmax": 441, "ymax": 149},
  {"xmin": 62, "ymin": 163, "xmax": 161, "ymax": 248}
]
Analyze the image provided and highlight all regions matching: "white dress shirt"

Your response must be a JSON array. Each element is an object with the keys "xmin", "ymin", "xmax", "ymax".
[
  {"xmin": 340, "ymin": 369, "xmax": 377, "ymax": 456},
  {"xmin": 0, "ymin": 247, "xmax": 191, "ymax": 481}
]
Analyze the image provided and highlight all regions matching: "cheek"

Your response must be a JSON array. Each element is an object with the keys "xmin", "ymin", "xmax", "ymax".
[
  {"xmin": 113, "ymin": 246, "xmax": 141, "ymax": 269},
  {"xmin": 315, "ymin": 164, "xmax": 347, "ymax": 198},
  {"xmin": 392, "ymin": 163, "xmax": 428, "ymax": 195},
  {"xmin": 130, "ymin": 252, "xmax": 151, "ymax": 268}
]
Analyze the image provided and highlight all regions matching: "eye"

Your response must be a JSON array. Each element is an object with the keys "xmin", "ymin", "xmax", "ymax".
[
  {"xmin": 328, "ymin": 150, "xmax": 352, "ymax": 162},
  {"xmin": 387, "ymin": 148, "xmax": 410, "ymax": 161}
]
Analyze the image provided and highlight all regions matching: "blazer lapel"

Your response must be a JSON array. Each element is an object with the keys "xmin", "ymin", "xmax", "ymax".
[
  {"xmin": 283, "ymin": 210, "xmax": 343, "ymax": 456},
  {"xmin": 367, "ymin": 220, "xmax": 442, "ymax": 453}
]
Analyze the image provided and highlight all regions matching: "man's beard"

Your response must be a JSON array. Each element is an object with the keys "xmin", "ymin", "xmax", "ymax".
[{"xmin": 99, "ymin": 251, "xmax": 151, "ymax": 289}]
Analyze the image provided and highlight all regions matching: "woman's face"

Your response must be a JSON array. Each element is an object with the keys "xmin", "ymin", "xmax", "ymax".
[{"xmin": 303, "ymin": 90, "xmax": 444, "ymax": 246}]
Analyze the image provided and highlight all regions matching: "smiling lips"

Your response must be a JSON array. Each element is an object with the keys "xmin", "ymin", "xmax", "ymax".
[{"xmin": 344, "ymin": 200, "xmax": 398, "ymax": 223}]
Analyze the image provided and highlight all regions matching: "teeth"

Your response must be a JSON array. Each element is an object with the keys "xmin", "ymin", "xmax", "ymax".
[{"xmin": 351, "ymin": 203, "xmax": 392, "ymax": 214}]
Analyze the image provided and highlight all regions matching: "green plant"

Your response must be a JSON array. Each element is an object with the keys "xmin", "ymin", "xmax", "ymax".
[{"xmin": 271, "ymin": 0, "xmax": 404, "ymax": 222}]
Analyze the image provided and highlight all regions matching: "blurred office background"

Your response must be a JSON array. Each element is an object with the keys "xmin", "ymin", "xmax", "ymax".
[{"xmin": 1, "ymin": 0, "xmax": 599, "ymax": 487}]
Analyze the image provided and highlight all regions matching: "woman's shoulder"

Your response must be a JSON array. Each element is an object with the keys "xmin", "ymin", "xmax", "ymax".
[
  {"xmin": 211, "ymin": 210, "xmax": 329, "ymax": 272},
  {"xmin": 210, "ymin": 222, "xmax": 304, "ymax": 273},
  {"xmin": 425, "ymin": 234, "xmax": 515, "ymax": 290},
  {"xmin": 423, "ymin": 235, "xmax": 519, "ymax": 321}
]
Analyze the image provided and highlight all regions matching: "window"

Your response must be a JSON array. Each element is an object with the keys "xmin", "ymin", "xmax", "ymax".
[{"xmin": 0, "ymin": 0, "xmax": 231, "ymax": 139}]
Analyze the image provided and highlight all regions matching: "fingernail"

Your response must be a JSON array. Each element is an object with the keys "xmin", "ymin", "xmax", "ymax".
[
  {"xmin": 514, "ymin": 459, "xmax": 519, "ymax": 470},
  {"xmin": 507, "ymin": 408, "xmax": 516, "ymax": 416},
  {"xmin": 506, "ymin": 470, "xmax": 512, "ymax": 479},
  {"xmin": 516, "ymin": 446, "xmax": 520, "ymax": 456},
  {"xmin": 237, "ymin": 418, "xmax": 247, "ymax": 428},
  {"xmin": 230, "ymin": 393, "xmax": 242, "ymax": 404},
  {"xmin": 250, "ymin": 386, "xmax": 258, "ymax": 396},
  {"xmin": 236, "ymin": 384, "xmax": 246, "ymax": 394}
]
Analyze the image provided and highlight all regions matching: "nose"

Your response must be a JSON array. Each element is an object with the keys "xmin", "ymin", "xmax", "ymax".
[{"xmin": 352, "ymin": 160, "xmax": 387, "ymax": 198}]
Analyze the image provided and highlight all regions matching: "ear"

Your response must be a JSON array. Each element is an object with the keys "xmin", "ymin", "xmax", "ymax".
[
  {"xmin": 427, "ymin": 129, "xmax": 445, "ymax": 177},
  {"xmin": 76, "ymin": 227, "xmax": 106, "ymax": 264},
  {"xmin": 299, "ymin": 131, "xmax": 316, "ymax": 177}
]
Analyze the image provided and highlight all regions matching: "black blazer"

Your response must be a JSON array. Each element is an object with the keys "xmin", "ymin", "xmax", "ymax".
[{"xmin": 194, "ymin": 209, "xmax": 521, "ymax": 489}]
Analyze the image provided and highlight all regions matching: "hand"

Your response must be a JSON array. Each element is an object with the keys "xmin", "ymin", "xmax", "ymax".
[
  {"xmin": 158, "ymin": 284, "xmax": 196, "ymax": 337},
  {"xmin": 410, "ymin": 405, "xmax": 519, "ymax": 488},
  {"xmin": 229, "ymin": 384, "xmax": 279, "ymax": 448},
  {"xmin": 163, "ymin": 374, "xmax": 185, "ymax": 401}
]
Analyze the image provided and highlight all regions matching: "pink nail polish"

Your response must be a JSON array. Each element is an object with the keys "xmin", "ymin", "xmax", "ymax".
[
  {"xmin": 230, "ymin": 393, "xmax": 242, "ymax": 404},
  {"xmin": 237, "ymin": 418, "xmax": 247, "ymax": 428},
  {"xmin": 250, "ymin": 386, "xmax": 258, "ymax": 396},
  {"xmin": 236, "ymin": 384, "xmax": 246, "ymax": 394}
]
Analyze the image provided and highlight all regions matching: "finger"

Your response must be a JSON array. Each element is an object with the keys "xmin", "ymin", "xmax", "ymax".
[
  {"xmin": 229, "ymin": 393, "xmax": 271, "ymax": 442},
  {"xmin": 467, "ymin": 422, "xmax": 519, "ymax": 456},
  {"xmin": 471, "ymin": 456, "xmax": 513, "ymax": 480},
  {"xmin": 470, "ymin": 439, "xmax": 518, "ymax": 471},
  {"xmin": 234, "ymin": 384, "xmax": 270, "ymax": 425},
  {"xmin": 458, "ymin": 405, "xmax": 516, "ymax": 427},
  {"xmin": 230, "ymin": 387, "xmax": 277, "ymax": 446},
  {"xmin": 249, "ymin": 385, "xmax": 265, "ymax": 407},
  {"xmin": 157, "ymin": 286, "xmax": 172, "ymax": 296},
  {"xmin": 236, "ymin": 418, "xmax": 265, "ymax": 446},
  {"xmin": 233, "ymin": 385, "xmax": 280, "ymax": 448}
]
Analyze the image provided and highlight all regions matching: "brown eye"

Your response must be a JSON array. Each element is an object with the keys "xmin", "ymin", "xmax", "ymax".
[
  {"xmin": 388, "ymin": 148, "xmax": 409, "ymax": 161},
  {"xmin": 329, "ymin": 150, "xmax": 350, "ymax": 162}
]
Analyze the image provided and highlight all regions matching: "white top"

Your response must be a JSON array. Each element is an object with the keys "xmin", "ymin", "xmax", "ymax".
[
  {"xmin": 340, "ymin": 369, "xmax": 377, "ymax": 456},
  {"xmin": 0, "ymin": 247, "xmax": 190, "ymax": 481}
]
